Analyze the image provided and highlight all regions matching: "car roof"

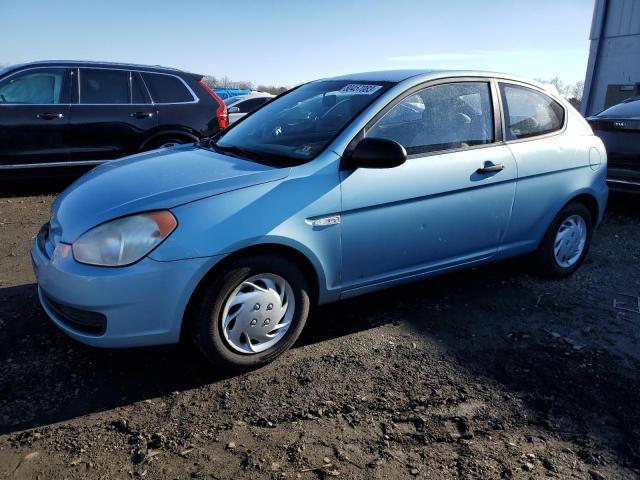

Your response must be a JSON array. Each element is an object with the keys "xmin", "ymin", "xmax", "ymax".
[
  {"xmin": 3, "ymin": 60, "xmax": 202, "ymax": 79},
  {"xmin": 232, "ymin": 93, "xmax": 274, "ymax": 101},
  {"xmin": 321, "ymin": 69, "xmax": 553, "ymax": 92}
]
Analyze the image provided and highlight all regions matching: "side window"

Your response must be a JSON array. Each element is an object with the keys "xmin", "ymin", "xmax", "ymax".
[
  {"xmin": 131, "ymin": 72, "xmax": 148, "ymax": 104},
  {"xmin": 237, "ymin": 97, "xmax": 268, "ymax": 113},
  {"xmin": 140, "ymin": 73, "xmax": 194, "ymax": 103},
  {"xmin": 500, "ymin": 84, "xmax": 564, "ymax": 140},
  {"xmin": 377, "ymin": 94, "xmax": 424, "ymax": 127},
  {"xmin": 367, "ymin": 82, "xmax": 494, "ymax": 155},
  {"xmin": 80, "ymin": 69, "xmax": 130, "ymax": 104},
  {"xmin": 0, "ymin": 68, "xmax": 68, "ymax": 104}
]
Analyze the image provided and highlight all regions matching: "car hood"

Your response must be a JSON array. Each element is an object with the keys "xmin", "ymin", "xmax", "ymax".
[{"xmin": 53, "ymin": 145, "xmax": 290, "ymax": 242}]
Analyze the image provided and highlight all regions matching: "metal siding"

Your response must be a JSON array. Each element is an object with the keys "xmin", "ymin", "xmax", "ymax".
[
  {"xmin": 583, "ymin": 0, "xmax": 640, "ymax": 115},
  {"xmin": 609, "ymin": 0, "xmax": 640, "ymax": 36},
  {"xmin": 590, "ymin": 0, "xmax": 607, "ymax": 39}
]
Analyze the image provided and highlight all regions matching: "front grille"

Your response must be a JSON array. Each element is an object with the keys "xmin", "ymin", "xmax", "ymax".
[
  {"xmin": 42, "ymin": 293, "xmax": 107, "ymax": 336},
  {"xmin": 37, "ymin": 222, "xmax": 60, "ymax": 259},
  {"xmin": 37, "ymin": 223, "xmax": 50, "ymax": 258}
]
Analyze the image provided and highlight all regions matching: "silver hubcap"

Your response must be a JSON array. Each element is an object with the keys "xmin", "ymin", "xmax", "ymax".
[
  {"xmin": 554, "ymin": 214, "xmax": 587, "ymax": 268},
  {"xmin": 221, "ymin": 274, "xmax": 295, "ymax": 354}
]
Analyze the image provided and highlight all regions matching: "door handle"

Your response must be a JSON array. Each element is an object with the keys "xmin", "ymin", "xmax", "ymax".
[
  {"xmin": 476, "ymin": 162, "xmax": 505, "ymax": 174},
  {"xmin": 37, "ymin": 112, "xmax": 64, "ymax": 120},
  {"xmin": 130, "ymin": 112, "xmax": 153, "ymax": 119}
]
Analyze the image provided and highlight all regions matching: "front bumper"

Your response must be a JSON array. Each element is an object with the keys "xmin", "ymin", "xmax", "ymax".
[{"xmin": 31, "ymin": 227, "xmax": 219, "ymax": 348}]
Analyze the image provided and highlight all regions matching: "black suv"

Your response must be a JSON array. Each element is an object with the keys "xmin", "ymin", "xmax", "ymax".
[{"xmin": 0, "ymin": 61, "xmax": 228, "ymax": 170}]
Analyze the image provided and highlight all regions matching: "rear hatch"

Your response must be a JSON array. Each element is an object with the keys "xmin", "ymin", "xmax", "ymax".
[
  {"xmin": 588, "ymin": 117, "xmax": 640, "ymax": 174},
  {"xmin": 588, "ymin": 97, "xmax": 640, "ymax": 176}
]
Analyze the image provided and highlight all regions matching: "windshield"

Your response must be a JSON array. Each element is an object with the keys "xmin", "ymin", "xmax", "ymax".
[{"xmin": 210, "ymin": 80, "xmax": 393, "ymax": 165}]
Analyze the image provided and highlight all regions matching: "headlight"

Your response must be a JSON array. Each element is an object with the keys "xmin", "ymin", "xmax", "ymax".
[{"xmin": 72, "ymin": 211, "xmax": 177, "ymax": 266}]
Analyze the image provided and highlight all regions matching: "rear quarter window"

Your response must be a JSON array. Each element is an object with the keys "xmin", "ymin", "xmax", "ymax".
[
  {"xmin": 500, "ymin": 83, "xmax": 565, "ymax": 140},
  {"xmin": 141, "ymin": 72, "xmax": 194, "ymax": 103}
]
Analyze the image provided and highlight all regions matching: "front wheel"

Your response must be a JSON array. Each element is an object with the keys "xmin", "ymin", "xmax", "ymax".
[
  {"xmin": 535, "ymin": 202, "xmax": 593, "ymax": 278},
  {"xmin": 189, "ymin": 254, "xmax": 310, "ymax": 370}
]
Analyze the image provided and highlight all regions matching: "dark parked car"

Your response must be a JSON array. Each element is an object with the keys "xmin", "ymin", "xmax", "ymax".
[
  {"xmin": 587, "ymin": 96, "xmax": 640, "ymax": 192},
  {"xmin": 0, "ymin": 61, "xmax": 228, "ymax": 170}
]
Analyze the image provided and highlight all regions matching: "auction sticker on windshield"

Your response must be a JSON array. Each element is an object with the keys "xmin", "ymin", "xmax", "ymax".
[{"xmin": 339, "ymin": 84, "xmax": 383, "ymax": 95}]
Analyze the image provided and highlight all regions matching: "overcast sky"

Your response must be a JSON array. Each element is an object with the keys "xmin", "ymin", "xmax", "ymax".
[{"xmin": 0, "ymin": 0, "xmax": 595, "ymax": 86}]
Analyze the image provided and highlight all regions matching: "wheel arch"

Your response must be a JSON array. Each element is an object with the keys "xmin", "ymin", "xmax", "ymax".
[
  {"xmin": 567, "ymin": 192, "xmax": 599, "ymax": 225},
  {"xmin": 139, "ymin": 129, "xmax": 200, "ymax": 151},
  {"xmin": 181, "ymin": 242, "xmax": 323, "ymax": 341},
  {"xmin": 534, "ymin": 190, "xmax": 600, "ymax": 251}
]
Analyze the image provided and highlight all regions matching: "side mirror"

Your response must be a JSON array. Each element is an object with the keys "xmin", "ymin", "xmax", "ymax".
[
  {"xmin": 348, "ymin": 137, "xmax": 407, "ymax": 169},
  {"xmin": 228, "ymin": 106, "xmax": 240, "ymax": 114}
]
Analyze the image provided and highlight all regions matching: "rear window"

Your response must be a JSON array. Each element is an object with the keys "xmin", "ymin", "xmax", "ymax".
[
  {"xmin": 80, "ymin": 68, "xmax": 130, "ymax": 104},
  {"xmin": 224, "ymin": 96, "xmax": 243, "ymax": 106},
  {"xmin": 141, "ymin": 73, "xmax": 194, "ymax": 103},
  {"xmin": 598, "ymin": 97, "xmax": 640, "ymax": 118},
  {"xmin": 235, "ymin": 97, "xmax": 270, "ymax": 113}
]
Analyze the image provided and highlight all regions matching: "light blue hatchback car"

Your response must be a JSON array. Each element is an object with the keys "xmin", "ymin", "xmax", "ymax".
[{"xmin": 32, "ymin": 70, "xmax": 608, "ymax": 369}]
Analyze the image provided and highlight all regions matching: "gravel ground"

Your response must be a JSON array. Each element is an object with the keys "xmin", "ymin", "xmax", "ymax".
[{"xmin": 0, "ymin": 183, "xmax": 639, "ymax": 480}]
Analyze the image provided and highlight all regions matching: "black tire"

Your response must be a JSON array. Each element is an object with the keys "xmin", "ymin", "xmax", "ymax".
[
  {"xmin": 143, "ymin": 137, "xmax": 187, "ymax": 151},
  {"xmin": 535, "ymin": 201, "xmax": 593, "ymax": 278},
  {"xmin": 189, "ymin": 254, "xmax": 310, "ymax": 370}
]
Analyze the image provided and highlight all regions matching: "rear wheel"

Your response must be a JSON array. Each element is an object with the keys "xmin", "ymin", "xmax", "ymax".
[
  {"xmin": 535, "ymin": 202, "xmax": 593, "ymax": 278},
  {"xmin": 189, "ymin": 254, "xmax": 310, "ymax": 370}
]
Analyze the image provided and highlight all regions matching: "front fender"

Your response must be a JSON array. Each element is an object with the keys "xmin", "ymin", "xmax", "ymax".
[{"xmin": 150, "ymin": 155, "xmax": 343, "ymax": 303}]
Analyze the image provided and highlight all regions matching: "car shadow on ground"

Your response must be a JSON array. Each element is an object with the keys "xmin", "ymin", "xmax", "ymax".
[
  {"xmin": 0, "ymin": 283, "xmax": 230, "ymax": 435},
  {"xmin": 0, "ymin": 263, "xmax": 514, "ymax": 435},
  {"xmin": 1, "ymin": 192, "xmax": 639, "ymax": 469}
]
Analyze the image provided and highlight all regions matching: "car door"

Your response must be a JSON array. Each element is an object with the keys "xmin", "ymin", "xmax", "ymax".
[
  {"xmin": 139, "ymin": 71, "xmax": 198, "ymax": 140},
  {"xmin": 67, "ymin": 68, "xmax": 157, "ymax": 161},
  {"xmin": 496, "ymin": 81, "xmax": 580, "ymax": 248},
  {"xmin": 0, "ymin": 67, "xmax": 72, "ymax": 167},
  {"xmin": 339, "ymin": 80, "xmax": 517, "ymax": 291}
]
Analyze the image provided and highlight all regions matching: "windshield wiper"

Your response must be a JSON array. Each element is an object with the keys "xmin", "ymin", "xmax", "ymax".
[{"xmin": 209, "ymin": 142, "xmax": 261, "ymax": 161}]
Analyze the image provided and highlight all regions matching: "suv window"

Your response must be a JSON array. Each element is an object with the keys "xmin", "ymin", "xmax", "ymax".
[
  {"xmin": 500, "ymin": 84, "xmax": 564, "ymax": 140},
  {"xmin": 367, "ymin": 82, "xmax": 494, "ymax": 154},
  {"xmin": 0, "ymin": 68, "xmax": 68, "ymax": 104},
  {"xmin": 236, "ymin": 97, "xmax": 269, "ymax": 113},
  {"xmin": 140, "ymin": 73, "xmax": 194, "ymax": 103},
  {"xmin": 80, "ymin": 68, "xmax": 130, "ymax": 104},
  {"xmin": 131, "ymin": 73, "xmax": 148, "ymax": 104}
]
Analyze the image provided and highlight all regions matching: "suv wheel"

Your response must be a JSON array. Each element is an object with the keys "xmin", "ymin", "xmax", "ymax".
[
  {"xmin": 189, "ymin": 254, "xmax": 310, "ymax": 370},
  {"xmin": 144, "ymin": 137, "xmax": 187, "ymax": 151},
  {"xmin": 536, "ymin": 201, "xmax": 593, "ymax": 278}
]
